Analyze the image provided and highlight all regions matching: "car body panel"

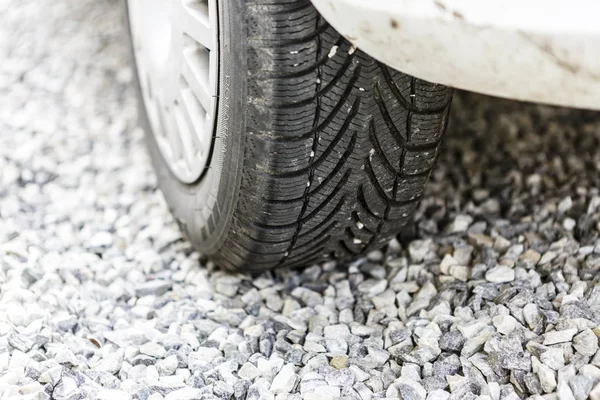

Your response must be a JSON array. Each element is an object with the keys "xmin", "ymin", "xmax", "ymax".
[{"xmin": 311, "ymin": 0, "xmax": 600, "ymax": 110}]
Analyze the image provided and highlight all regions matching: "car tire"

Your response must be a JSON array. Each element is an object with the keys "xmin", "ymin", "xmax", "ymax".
[{"xmin": 127, "ymin": 0, "xmax": 453, "ymax": 271}]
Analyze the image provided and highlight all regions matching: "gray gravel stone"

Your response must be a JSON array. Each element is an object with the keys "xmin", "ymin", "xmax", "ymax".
[
  {"xmin": 439, "ymin": 331, "xmax": 465, "ymax": 352},
  {"xmin": 569, "ymin": 375, "xmax": 594, "ymax": 400},
  {"xmin": 325, "ymin": 368, "xmax": 355, "ymax": 387}
]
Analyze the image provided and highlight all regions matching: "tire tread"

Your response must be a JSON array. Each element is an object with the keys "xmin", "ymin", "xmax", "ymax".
[{"xmin": 212, "ymin": 0, "xmax": 453, "ymax": 270}]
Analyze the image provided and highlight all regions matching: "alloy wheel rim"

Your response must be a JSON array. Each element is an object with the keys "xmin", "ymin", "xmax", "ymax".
[{"xmin": 128, "ymin": 0, "xmax": 219, "ymax": 184}]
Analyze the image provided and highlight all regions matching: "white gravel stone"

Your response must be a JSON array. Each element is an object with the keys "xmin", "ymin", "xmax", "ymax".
[
  {"xmin": 135, "ymin": 280, "xmax": 172, "ymax": 297},
  {"xmin": 156, "ymin": 355, "xmax": 178, "ymax": 376},
  {"xmin": 427, "ymin": 389, "xmax": 450, "ymax": 400},
  {"xmin": 270, "ymin": 363, "xmax": 297, "ymax": 394},
  {"xmin": 53, "ymin": 377, "xmax": 78, "ymax": 399},
  {"xmin": 97, "ymin": 389, "xmax": 133, "ymax": 400},
  {"xmin": 573, "ymin": 329, "xmax": 599, "ymax": 356},
  {"xmin": 238, "ymin": 362, "xmax": 260, "ymax": 381},
  {"xmin": 8, "ymin": 350, "xmax": 30, "ymax": 370},
  {"xmin": 324, "ymin": 324, "xmax": 350, "ymax": 339},
  {"xmin": 533, "ymin": 356, "xmax": 557, "ymax": 393},
  {"xmin": 543, "ymin": 329, "xmax": 578, "ymax": 345},
  {"xmin": 485, "ymin": 266, "xmax": 515, "ymax": 283},
  {"xmin": 492, "ymin": 314, "xmax": 521, "ymax": 335},
  {"xmin": 95, "ymin": 351, "xmax": 124, "ymax": 374},
  {"xmin": 38, "ymin": 366, "xmax": 62, "ymax": 385},
  {"xmin": 540, "ymin": 347, "xmax": 565, "ymax": 370},
  {"xmin": 303, "ymin": 386, "xmax": 341, "ymax": 400},
  {"xmin": 590, "ymin": 382, "xmax": 600, "ymax": 400},
  {"xmin": 164, "ymin": 387, "xmax": 203, "ymax": 400},
  {"xmin": 139, "ymin": 342, "xmax": 167, "ymax": 359}
]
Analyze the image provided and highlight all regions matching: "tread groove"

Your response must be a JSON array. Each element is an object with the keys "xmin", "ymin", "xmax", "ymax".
[{"xmin": 274, "ymin": 13, "xmax": 325, "ymax": 267}]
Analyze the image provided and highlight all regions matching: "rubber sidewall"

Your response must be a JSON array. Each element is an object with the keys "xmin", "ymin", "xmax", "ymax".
[{"xmin": 128, "ymin": 0, "xmax": 247, "ymax": 255}]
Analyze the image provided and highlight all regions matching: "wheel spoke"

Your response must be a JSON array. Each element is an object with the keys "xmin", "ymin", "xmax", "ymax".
[
  {"xmin": 161, "ymin": 105, "xmax": 185, "ymax": 162},
  {"xmin": 173, "ymin": 101, "xmax": 199, "ymax": 167},
  {"xmin": 180, "ymin": 0, "xmax": 213, "ymax": 50},
  {"xmin": 128, "ymin": 0, "xmax": 218, "ymax": 184},
  {"xmin": 181, "ymin": 46, "xmax": 213, "ymax": 113},
  {"xmin": 179, "ymin": 87, "xmax": 207, "ymax": 150}
]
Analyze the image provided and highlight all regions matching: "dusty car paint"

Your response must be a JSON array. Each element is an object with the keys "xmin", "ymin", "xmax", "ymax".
[{"xmin": 311, "ymin": 0, "xmax": 600, "ymax": 110}]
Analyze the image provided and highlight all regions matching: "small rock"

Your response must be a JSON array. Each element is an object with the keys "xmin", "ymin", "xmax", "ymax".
[
  {"xmin": 570, "ymin": 375, "xmax": 594, "ymax": 400},
  {"xmin": 533, "ymin": 356, "xmax": 557, "ymax": 393},
  {"xmin": 140, "ymin": 342, "xmax": 167, "ymax": 359},
  {"xmin": 55, "ymin": 349, "xmax": 78, "ymax": 367},
  {"xmin": 135, "ymin": 280, "xmax": 172, "ymax": 297},
  {"xmin": 573, "ymin": 329, "xmax": 598, "ymax": 356},
  {"xmin": 89, "ymin": 231, "xmax": 113, "ymax": 247},
  {"xmin": 485, "ymin": 266, "xmax": 515, "ymax": 283},
  {"xmin": 39, "ymin": 366, "xmax": 63, "ymax": 385},
  {"xmin": 543, "ymin": 329, "xmax": 578, "ymax": 345},
  {"xmin": 325, "ymin": 369, "xmax": 355, "ymax": 387},
  {"xmin": 238, "ymin": 362, "xmax": 260, "ymax": 381},
  {"xmin": 53, "ymin": 377, "xmax": 78, "ymax": 399},
  {"xmin": 164, "ymin": 387, "xmax": 203, "ymax": 400},
  {"xmin": 590, "ymin": 382, "xmax": 600, "ymax": 400},
  {"xmin": 558, "ymin": 196, "xmax": 573, "ymax": 213},
  {"xmin": 156, "ymin": 355, "xmax": 178, "ymax": 376},
  {"xmin": 270, "ymin": 363, "xmax": 297, "ymax": 394},
  {"xmin": 8, "ymin": 333, "xmax": 34, "ymax": 352},
  {"xmin": 330, "ymin": 356, "xmax": 348, "ymax": 370},
  {"xmin": 439, "ymin": 331, "xmax": 465, "ymax": 352},
  {"xmin": 449, "ymin": 215, "xmax": 473, "ymax": 233},
  {"xmin": 324, "ymin": 325, "xmax": 350, "ymax": 340},
  {"xmin": 396, "ymin": 377, "xmax": 426, "ymax": 400},
  {"xmin": 492, "ymin": 314, "xmax": 521, "ymax": 335},
  {"xmin": 540, "ymin": 347, "xmax": 565, "ymax": 370},
  {"xmin": 97, "ymin": 389, "xmax": 132, "ymax": 400},
  {"xmin": 95, "ymin": 351, "xmax": 124, "ymax": 374}
]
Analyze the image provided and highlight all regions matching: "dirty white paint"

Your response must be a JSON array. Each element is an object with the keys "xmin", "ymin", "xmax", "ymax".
[{"xmin": 311, "ymin": 0, "xmax": 600, "ymax": 110}]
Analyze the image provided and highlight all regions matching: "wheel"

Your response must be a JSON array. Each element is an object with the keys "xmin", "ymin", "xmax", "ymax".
[{"xmin": 126, "ymin": 0, "xmax": 453, "ymax": 271}]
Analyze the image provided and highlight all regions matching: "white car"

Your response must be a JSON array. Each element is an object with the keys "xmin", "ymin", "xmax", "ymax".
[{"xmin": 126, "ymin": 0, "xmax": 598, "ymax": 271}]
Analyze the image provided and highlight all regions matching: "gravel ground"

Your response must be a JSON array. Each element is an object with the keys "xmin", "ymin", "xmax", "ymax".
[{"xmin": 2, "ymin": 1, "xmax": 600, "ymax": 400}]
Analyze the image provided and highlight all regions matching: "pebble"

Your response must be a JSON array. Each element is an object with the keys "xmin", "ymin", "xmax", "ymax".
[
  {"xmin": 573, "ymin": 329, "xmax": 598, "ymax": 356},
  {"xmin": 270, "ymin": 363, "xmax": 297, "ymax": 394},
  {"xmin": 39, "ymin": 366, "xmax": 63, "ymax": 385},
  {"xmin": 543, "ymin": 329, "xmax": 578, "ymax": 345},
  {"xmin": 324, "ymin": 325, "xmax": 350, "ymax": 340},
  {"xmin": 329, "ymin": 356, "xmax": 348, "ymax": 370},
  {"xmin": 485, "ymin": 266, "xmax": 515, "ymax": 283},
  {"xmin": 238, "ymin": 362, "xmax": 260, "ymax": 381},
  {"xmin": 569, "ymin": 375, "xmax": 593, "ymax": 400},
  {"xmin": 53, "ymin": 377, "xmax": 78, "ymax": 399},
  {"xmin": 135, "ymin": 280, "xmax": 172, "ymax": 297},
  {"xmin": 140, "ymin": 342, "xmax": 167, "ymax": 359},
  {"xmin": 492, "ymin": 314, "xmax": 521, "ymax": 335},
  {"xmin": 156, "ymin": 355, "xmax": 178, "ymax": 376},
  {"xmin": 325, "ymin": 369, "xmax": 355, "ymax": 387},
  {"xmin": 97, "ymin": 389, "xmax": 133, "ymax": 400},
  {"xmin": 540, "ymin": 348, "xmax": 565, "ymax": 370},
  {"xmin": 164, "ymin": 387, "xmax": 203, "ymax": 400},
  {"xmin": 533, "ymin": 357, "xmax": 557, "ymax": 393}
]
